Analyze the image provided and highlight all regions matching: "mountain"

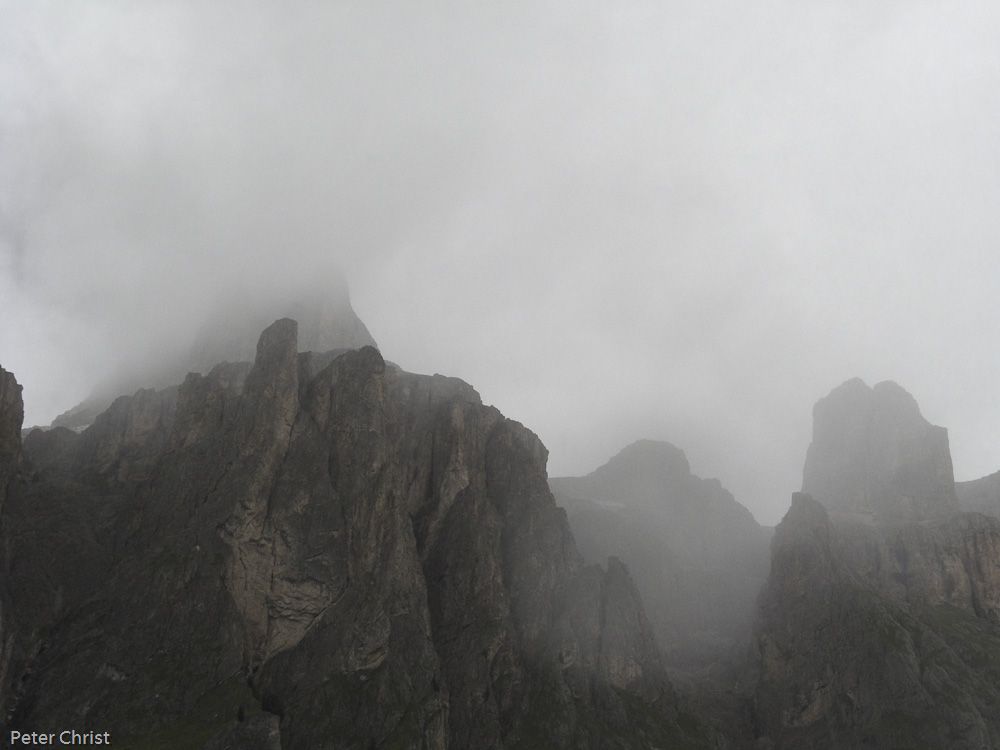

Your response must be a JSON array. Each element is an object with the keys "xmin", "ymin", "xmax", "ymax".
[
  {"xmin": 752, "ymin": 379, "xmax": 1000, "ymax": 748},
  {"xmin": 801, "ymin": 378, "xmax": 958, "ymax": 521},
  {"xmin": 13, "ymin": 340, "xmax": 1000, "ymax": 748},
  {"xmin": 1, "ymin": 322, "xmax": 708, "ymax": 749},
  {"xmin": 550, "ymin": 440, "xmax": 771, "ymax": 675}
]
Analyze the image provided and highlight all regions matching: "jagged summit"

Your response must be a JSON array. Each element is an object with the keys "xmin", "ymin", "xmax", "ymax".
[
  {"xmin": 802, "ymin": 377, "xmax": 958, "ymax": 521},
  {"xmin": 749, "ymin": 381, "xmax": 1000, "ymax": 747},
  {"xmin": 50, "ymin": 279, "xmax": 376, "ymax": 431},
  {"xmin": 185, "ymin": 279, "xmax": 377, "ymax": 376}
]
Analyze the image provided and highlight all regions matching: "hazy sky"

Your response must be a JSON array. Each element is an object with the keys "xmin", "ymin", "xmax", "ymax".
[{"xmin": 2, "ymin": 2, "xmax": 999, "ymax": 525}]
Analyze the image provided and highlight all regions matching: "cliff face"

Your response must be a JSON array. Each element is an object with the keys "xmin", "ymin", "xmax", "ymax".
[
  {"xmin": 754, "ymin": 495, "xmax": 1000, "ymax": 749},
  {"xmin": 802, "ymin": 378, "xmax": 958, "ymax": 521},
  {"xmin": 0, "ymin": 367, "xmax": 22, "ymax": 509},
  {"xmin": 551, "ymin": 440, "xmax": 771, "ymax": 673},
  {"xmin": 753, "ymin": 378, "xmax": 1000, "ymax": 748},
  {"xmin": 0, "ymin": 367, "xmax": 24, "ymax": 723},
  {"xmin": 1, "ymin": 323, "xmax": 705, "ymax": 749}
]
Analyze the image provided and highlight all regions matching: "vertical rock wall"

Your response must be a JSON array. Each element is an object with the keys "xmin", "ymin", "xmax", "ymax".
[{"xmin": 802, "ymin": 378, "xmax": 958, "ymax": 520}]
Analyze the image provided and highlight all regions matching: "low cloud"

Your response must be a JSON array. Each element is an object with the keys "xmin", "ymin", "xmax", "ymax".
[{"xmin": 2, "ymin": 1, "xmax": 999, "ymax": 524}]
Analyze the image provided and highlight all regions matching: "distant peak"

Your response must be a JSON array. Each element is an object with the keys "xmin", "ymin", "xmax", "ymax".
[
  {"xmin": 605, "ymin": 439, "xmax": 689, "ymax": 470},
  {"xmin": 803, "ymin": 378, "xmax": 956, "ymax": 521}
]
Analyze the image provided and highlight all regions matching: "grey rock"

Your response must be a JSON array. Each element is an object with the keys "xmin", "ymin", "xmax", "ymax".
[
  {"xmin": 203, "ymin": 712, "xmax": 282, "ymax": 750},
  {"xmin": 802, "ymin": 378, "xmax": 958, "ymax": 521},
  {"xmin": 186, "ymin": 279, "xmax": 377, "ymax": 377},
  {"xmin": 0, "ymin": 366, "xmax": 23, "ymax": 509},
  {"xmin": 753, "ymin": 493, "xmax": 1000, "ymax": 749},
  {"xmin": 958, "ymin": 470, "xmax": 1000, "ymax": 518},
  {"xmin": 0, "ymin": 366, "xmax": 24, "ymax": 724},
  {"xmin": 2, "ymin": 322, "xmax": 705, "ymax": 749},
  {"xmin": 751, "ymin": 380, "xmax": 1000, "ymax": 747}
]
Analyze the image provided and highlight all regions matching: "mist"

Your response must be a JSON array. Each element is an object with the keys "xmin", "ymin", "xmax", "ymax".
[{"xmin": 2, "ymin": 1, "xmax": 999, "ymax": 525}]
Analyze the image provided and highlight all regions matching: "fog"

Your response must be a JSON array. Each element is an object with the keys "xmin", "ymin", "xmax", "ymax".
[{"xmin": 2, "ymin": 2, "xmax": 999, "ymax": 525}]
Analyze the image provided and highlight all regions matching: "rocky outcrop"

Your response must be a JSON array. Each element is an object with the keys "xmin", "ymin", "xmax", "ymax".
[
  {"xmin": 551, "ymin": 440, "xmax": 771, "ymax": 673},
  {"xmin": 25, "ymin": 386, "xmax": 178, "ymax": 490},
  {"xmin": 958, "ymin": 470, "xmax": 1000, "ymax": 518},
  {"xmin": 753, "ymin": 494, "xmax": 1000, "ymax": 749},
  {"xmin": 3, "ymin": 322, "xmax": 706, "ymax": 749},
  {"xmin": 802, "ymin": 378, "xmax": 958, "ymax": 521}
]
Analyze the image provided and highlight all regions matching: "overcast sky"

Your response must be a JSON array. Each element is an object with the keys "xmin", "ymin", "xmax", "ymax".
[{"xmin": 2, "ymin": 1, "xmax": 999, "ymax": 525}]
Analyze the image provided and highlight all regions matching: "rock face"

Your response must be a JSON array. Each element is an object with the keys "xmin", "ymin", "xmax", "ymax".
[
  {"xmin": 752, "ymin": 379, "xmax": 1000, "ymax": 748},
  {"xmin": 1, "ymin": 324, "xmax": 706, "ymax": 749},
  {"xmin": 0, "ymin": 367, "xmax": 24, "ymax": 720},
  {"xmin": 0, "ymin": 367, "xmax": 22, "ymax": 508},
  {"xmin": 802, "ymin": 378, "xmax": 958, "ymax": 521},
  {"xmin": 551, "ymin": 440, "xmax": 771, "ymax": 673},
  {"xmin": 753, "ymin": 494, "xmax": 1000, "ymax": 749}
]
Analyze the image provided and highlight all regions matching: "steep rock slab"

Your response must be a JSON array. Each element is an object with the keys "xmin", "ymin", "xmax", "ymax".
[{"xmin": 802, "ymin": 378, "xmax": 958, "ymax": 521}]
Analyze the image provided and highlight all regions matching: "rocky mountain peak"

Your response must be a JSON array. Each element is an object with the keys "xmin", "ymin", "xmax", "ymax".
[
  {"xmin": 601, "ymin": 439, "xmax": 691, "ymax": 496},
  {"xmin": 555, "ymin": 439, "xmax": 694, "ymax": 510},
  {"xmin": 50, "ymin": 278, "xmax": 376, "ymax": 432},
  {"xmin": 802, "ymin": 377, "xmax": 958, "ymax": 521},
  {"xmin": 185, "ymin": 280, "xmax": 377, "ymax": 377}
]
